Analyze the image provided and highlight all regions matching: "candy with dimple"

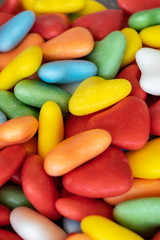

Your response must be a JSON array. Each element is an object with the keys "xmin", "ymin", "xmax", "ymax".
[
  {"xmin": 44, "ymin": 129, "xmax": 112, "ymax": 176},
  {"xmin": 38, "ymin": 60, "xmax": 97, "ymax": 84},
  {"xmin": 136, "ymin": 47, "xmax": 160, "ymax": 95},
  {"xmin": 0, "ymin": 46, "xmax": 42, "ymax": 90},
  {"xmin": 42, "ymin": 27, "xmax": 94, "ymax": 61},
  {"xmin": 72, "ymin": 10, "xmax": 124, "ymax": 41},
  {"xmin": 55, "ymin": 195, "xmax": 113, "ymax": 221},
  {"xmin": 87, "ymin": 96, "xmax": 150, "ymax": 150},
  {"xmin": 63, "ymin": 147, "xmax": 133, "ymax": 198},
  {"xmin": 81, "ymin": 215, "xmax": 144, "ymax": 240},
  {"xmin": 114, "ymin": 197, "xmax": 160, "ymax": 238},
  {"xmin": 0, "ymin": 10, "xmax": 35, "ymax": 52},
  {"xmin": 0, "ymin": 204, "xmax": 10, "ymax": 226},
  {"xmin": 10, "ymin": 207, "xmax": 67, "ymax": 240},
  {"xmin": 14, "ymin": 79, "xmax": 71, "ymax": 113},
  {"xmin": 69, "ymin": 76, "xmax": 131, "ymax": 116}
]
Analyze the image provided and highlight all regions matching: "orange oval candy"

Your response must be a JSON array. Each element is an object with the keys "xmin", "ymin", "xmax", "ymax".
[
  {"xmin": 22, "ymin": 136, "xmax": 38, "ymax": 155},
  {"xmin": 0, "ymin": 116, "xmax": 38, "ymax": 149},
  {"xmin": 0, "ymin": 33, "xmax": 44, "ymax": 71},
  {"xmin": 44, "ymin": 129, "xmax": 111, "ymax": 176},
  {"xmin": 66, "ymin": 233, "xmax": 93, "ymax": 240},
  {"xmin": 104, "ymin": 178, "xmax": 160, "ymax": 206},
  {"xmin": 41, "ymin": 27, "xmax": 94, "ymax": 61}
]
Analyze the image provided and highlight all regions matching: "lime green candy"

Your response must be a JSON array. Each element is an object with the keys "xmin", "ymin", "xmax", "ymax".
[
  {"xmin": 14, "ymin": 80, "xmax": 72, "ymax": 113},
  {"xmin": 0, "ymin": 185, "xmax": 33, "ymax": 210},
  {"xmin": 114, "ymin": 198, "xmax": 160, "ymax": 238},
  {"xmin": 69, "ymin": 76, "xmax": 131, "ymax": 116},
  {"xmin": 86, "ymin": 31, "xmax": 126, "ymax": 79},
  {"xmin": 128, "ymin": 8, "xmax": 160, "ymax": 31},
  {"xmin": 0, "ymin": 91, "xmax": 39, "ymax": 119}
]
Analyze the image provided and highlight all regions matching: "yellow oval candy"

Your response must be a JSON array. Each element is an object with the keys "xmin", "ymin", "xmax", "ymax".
[
  {"xmin": 20, "ymin": 0, "xmax": 36, "ymax": 11},
  {"xmin": 69, "ymin": 76, "xmax": 131, "ymax": 116},
  {"xmin": 121, "ymin": 27, "xmax": 142, "ymax": 68},
  {"xmin": 140, "ymin": 25, "xmax": 160, "ymax": 48},
  {"xmin": 38, "ymin": 101, "xmax": 64, "ymax": 159},
  {"xmin": 81, "ymin": 215, "xmax": 144, "ymax": 240},
  {"xmin": 126, "ymin": 138, "xmax": 160, "ymax": 179},
  {"xmin": 0, "ymin": 46, "xmax": 42, "ymax": 90},
  {"xmin": 76, "ymin": 0, "xmax": 106, "ymax": 15},
  {"xmin": 34, "ymin": 0, "xmax": 85, "ymax": 13}
]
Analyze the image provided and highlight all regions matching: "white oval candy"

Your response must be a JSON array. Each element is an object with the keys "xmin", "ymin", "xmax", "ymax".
[{"xmin": 10, "ymin": 207, "xmax": 67, "ymax": 240}]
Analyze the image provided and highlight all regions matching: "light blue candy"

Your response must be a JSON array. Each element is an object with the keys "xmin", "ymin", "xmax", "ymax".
[
  {"xmin": 0, "ymin": 111, "xmax": 7, "ymax": 124},
  {"xmin": 62, "ymin": 217, "xmax": 81, "ymax": 234},
  {"xmin": 0, "ymin": 10, "xmax": 35, "ymax": 52},
  {"xmin": 38, "ymin": 60, "xmax": 98, "ymax": 84}
]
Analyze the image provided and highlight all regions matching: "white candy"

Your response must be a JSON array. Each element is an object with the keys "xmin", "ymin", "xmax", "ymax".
[
  {"xmin": 136, "ymin": 47, "xmax": 160, "ymax": 95},
  {"xmin": 10, "ymin": 207, "xmax": 67, "ymax": 240}
]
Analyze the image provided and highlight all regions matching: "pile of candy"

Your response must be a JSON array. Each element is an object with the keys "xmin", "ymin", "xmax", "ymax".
[{"xmin": 1, "ymin": 0, "xmax": 160, "ymax": 239}]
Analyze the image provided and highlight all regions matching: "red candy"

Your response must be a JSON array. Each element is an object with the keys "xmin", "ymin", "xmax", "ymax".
[
  {"xmin": 72, "ymin": 10, "xmax": 124, "ymax": 41},
  {"xmin": 149, "ymin": 100, "xmax": 160, "ymax": 136},
  {"xmin": 31, "ymin": 13, "xmax": 70, "ymax": 40},
  {"xmin": 55, "ymin": 196, "xmax": 113, "ymax": 221},
  {"xmin": 117, "ymin": 64, "xmax": 147, "ymax": 101},
  {"xmin": 63, "ymin": 147, "xmax": 133, "ymax": 198},
  {"xmin": 10, "ymin": 167, "xmax": 22, "ymax": 185},
  {"xmin": 0, "ymin": 12, "xmax": 13, "ymax": 27},
  {"xmin": 118, "ymin": 0, "xmax": 160, "ymax": 15},
  {"xmin": 0, "ymin": 145, "xmax": 26, "ymax": 187},
  {"xmin": 0, "ymin": 0, "xmax": 19, "ymax": 14},
  {"xmin": 87, "ymin": 96, "xmax": 150, "ymax": 150},
  {"xmin": 152, "ymin": 231, "xmax": 160, "ymax": 240},
  {"xmin": 0, "ymin": 204, "xmax": 10, "ymax": 226},
  {"xmin": 21, "ymin": 154, "xmax": 61, "ymax": 220},
  {"xmin": 0, "ymin": 229, "xmax": 23, "ymax": 240}
]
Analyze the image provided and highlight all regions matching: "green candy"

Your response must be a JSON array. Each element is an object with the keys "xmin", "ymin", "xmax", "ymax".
[
  {"xmin": 0, "ymin": 90, "xmax": 39, "ymax": 119},
  {"xmin": 86, "ymin": 31, "xmax": 126, "ymax": 79},
  {"xmin": 0, "ymin": 185, "xmax": 33, "ymax": 210},
  {"xmin": 113, "ymin": 197, "xmax": 160, "ymax": 238},
  {"xmin": 14, "ymin": 80, "xmax": 72, "ymax": 113},
  {"xmin": 128, "ymin": 8, "xmax": 160, "ymax": 31}
]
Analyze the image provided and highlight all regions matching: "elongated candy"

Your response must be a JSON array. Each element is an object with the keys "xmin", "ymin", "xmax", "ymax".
[
  {"xmin": 66, "ymin": 233, "xmax": 93, "ymax": 240},
  {"xmin": 0, "ymin": 229, "xmax": 23, "ymax": 240},
  {"xmin": 0, "ymin": 204, "xmax": 10, "ymax": 226},
  {"xmin": 149, "ymin": 100, "xmax": 160, "ymax": 135},
  {"xmin": 139, "ymin": 25, "xmax": 160, "ymax": 48},
  {"xmin": 10, "ymin": 207, "xmax": 67, "ymax": 240},
  {"xmin": 0, "ymin": 10, "xmax": 35, "ymax": 52},
  {"xmin": 0, "ymin": 111, "xmax": 7, "ymax": 124},
  {"xmin": 76, "ymin": 0, "xmax": 106, "ymax": 15},
  {"xmin": 44, "ymin": 129, "xmax": 112, "ymax": 176},
  {"xmin": 0, "ymin": 0, "xmax": 19, "ymax": 13},
  {"xmin": 63, "ymin": 218, "xmax": 81, "ymax": 234},
  {"xmin": 0, "ymin": 46, "xmax": 42, "ymax": 90}
]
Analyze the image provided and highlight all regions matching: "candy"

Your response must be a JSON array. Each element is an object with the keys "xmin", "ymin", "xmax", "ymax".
[
  {"xmin": 136, "ymin": 47, "xmax": 160, "ymax": 95},
  {"xmin": 0, "ymin": 12, "xmax": 13, "ymax": 27},
  {"xmin": 113, "ymin": 197, "xmax": 160, "ymax": 237},
  {"xmin": 55, "ymin": 195, "xmax": 113, "ymax": 221},
  {"xmin": 66, "ymin": 233, "xmax": 93, "ymax": 240},
  {"xmin": 42, "ymin": 27, "xmax": 94, "ymax": 61},
  {"xmin": 0, "ymin": 11, "xmax": 35, "ymax": 52},
  {"xmin": 72, "ymin": 10, "xmax": 123, "ymax": 41},
  {"xmin": 63, "ymin": 218, "xmax": 81, "ymax": 234},
  {"xmin": 81, "ymin": 215, "xmax": 144, "ymax": 240},
  {"xmin": 86, "ymin": 31, "xmax": 126, "ymax": 79},
  {"xmin": 63, "ymin": 147, "xmax": 133, "ymax": 198},
  {"xmin": 14, "ymin": 79, "xmax": 71, "ymax": 113},
  {"xmin": 149, "ymin": 100, "xmax": 160, "ymax": 135},
  {"xmin": 21, "ymin": 154, "xmax": 61, "ymax": 220},
  {"xmin": 0, "ymin": 46, "xmax": 42, "ymax": 90},
  {"xmin": 38, "ymin": 60, "xmax": 97, "ymax": 84},
  {"xmin": 0, "ymin": 185, "xmax": 32, "ymax": 209},
  {"xmin": 0, "ymin": 229, "xmax": 23, "ymax": 240},
  {"xmin": 44, "ymin": 129, "xmax": 112, "ymax": 176},
  {"xmin": 10, "ymin": 207, "xmax": 67, "ymax": 240},
  {"xmin": 38, "ymin": 101, "xmax": 64, "ymax": 159},
  {"xmin": 0, "ymin": 111, "xmax": 7, "ymax": 124},
  {"xmin": 0, "ymin": 204, "xmax": 10, "ymax": 226},
  {"xmin": 69, "ymin": 77, "xmax": 131, "ymax": 116},
  {"xmin": 76, "ymin": 0, "xmax": 106, "ymax": 15},
  {"xmin": 139, "ymin": 25, "xmax": 160, "ymax": 48},
  {"xmin": 0, "ymin": 0, "xmax": 19, "ymax": 13}
]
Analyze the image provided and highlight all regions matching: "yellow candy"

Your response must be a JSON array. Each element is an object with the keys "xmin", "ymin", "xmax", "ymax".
[
  {"xmin": 69, "ymin": 76, "xmax": 131, "ymax": 116},
  {"xmin": 140, "ymin": 25, "xmax": 160, "ymax": 48},
  {"xmin": 126, "ymin": 138, "xmax": 160, "ymax": 179},
  {"xmin": 0, "ymin": 46, "xmax": 42, "ymax": 90},
  {"xmin": 76, "ymin": 0, "xmax": 106, "ymax": 15},
  {"xmin": 121, "ymin": 27, "xmax": 142, "ymax": 68},
  {"xmin": 38, "ymin": 101, "xmax": 64, "ymax": 159},
  {"xmin": 81, "ymin": 215, "xmax": 144, "ymax": 240},
  {"xmin": 34, "ymin": 0, "xmax": 86, "ymax": 13},
  {"xmin": 20, "ymin": 0, "xmax": 36, "ymax": 11}
]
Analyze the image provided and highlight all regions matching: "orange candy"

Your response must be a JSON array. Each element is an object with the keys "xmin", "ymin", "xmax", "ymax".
[
  {"xmin": 0, "ymin": 116, "xmax": 38, "ymax": 149},
  {"xmin": 66, "ymin": 233, "xmax": 93, "ymax": 240},
  {"xmin": 0, "ymin": 33, "xmax": 44, "ymax": 71},
  {"xmin": 41, "ymin": 27, "xmax": 94, "ymax": 61},
  {"xmin": 104, "ymin": 178, "xmax": 160, "ymax": 206},
  {"xmin": 22, "ymin": 136, "xmax": 38, "ymax": 155},
  {"xmin": 44, "ymin": 129, "xmax": 111, "ymax": 176}
]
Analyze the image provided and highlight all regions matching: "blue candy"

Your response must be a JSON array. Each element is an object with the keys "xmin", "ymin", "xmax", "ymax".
[
  {"xmin": 0, "ymin": 10, "xmax": 35, "ymax": 52},
  {"xmin": 62, "ymin": 217, "xmax": 81, "ymax": 234},
  {"xmin": 0, "ymin": 111, "xmax": 7, "ymax": 124},
  {"xmin": 38, "ymin": 60, "xmax": 98, "ymax": 84}
]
